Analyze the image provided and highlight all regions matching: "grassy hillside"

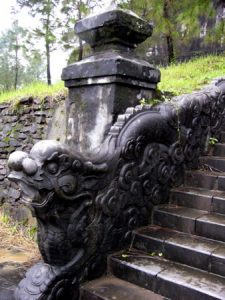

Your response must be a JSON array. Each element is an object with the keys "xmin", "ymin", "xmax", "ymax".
[
  {"xmin": 0, "ymin": 81, "xmax": 66, "ymax": 104},
  {"xmin": 159, "ymin": 53, "xmax": 225, "ymax": 96},
  {"xmin": 0, "ymin": 53, "xmax": 224, "ymax": 104}
]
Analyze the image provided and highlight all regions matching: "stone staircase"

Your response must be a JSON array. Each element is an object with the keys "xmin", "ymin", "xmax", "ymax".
[{"xmin": 80, "ymin": 136, "xmax": 225, "ymax": 300}]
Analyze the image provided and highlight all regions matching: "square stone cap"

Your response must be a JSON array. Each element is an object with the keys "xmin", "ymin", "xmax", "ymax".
[
  {"xmin": 62, "ymin": 51, "xmax": 160, "ymax": 84},
  {"xmin": 75, "ymin": 8, "xmax": 153, "ymax": 48}
]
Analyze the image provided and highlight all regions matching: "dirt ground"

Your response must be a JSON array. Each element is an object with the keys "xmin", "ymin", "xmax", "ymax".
[{"xmin": 0, "ymin": 216, "xmax": 40, "ymax": 267}]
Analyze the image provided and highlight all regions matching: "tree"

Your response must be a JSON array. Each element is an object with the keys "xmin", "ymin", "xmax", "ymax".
[
  {"xmin": 60, "ymin": 0, "xmax": 103, "ymax": 62},
  {"xmin": 205, "ymin": 0, "xmax": 225, "ymax": 48},
  {"xmin": 0, "ymin": 22, "xmax": 28, "ymax": 91},
  {"xmin": 9, "ymin": 21, "xmax": 28, "ymax": 89},
  {"xmin": 118, "ymin": 0, "xmax": 217, "ymax": 64},
  {"xmin": 118, "ymin": 0, "xmax": 180, "ymax": 63},
  {"xmin": 0, "ymin": 39, "xmax": 12, "ymax": 91},
  {"xmin": 23, "ymin": 49, "xmax": 46, "ymax": 83},
  {"xmin": 0, "ymin": 23, "xmax": 46, "ymax": 92},
  {"xmin": 16, "ymin": 0, "xmax": 60, "ymax": 85}
]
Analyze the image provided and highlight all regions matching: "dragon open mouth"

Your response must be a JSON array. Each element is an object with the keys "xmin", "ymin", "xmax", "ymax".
[
  {"xmin": 20, "ymin": 187, "xmax": 54, "ymax": 208},
  {"xmin": 8, "ymin": 171, "xmax": 54, "ymax": 208},
  {"xmin": 19, "ymin": 181, "xmax": 37, "ymax": 203}
]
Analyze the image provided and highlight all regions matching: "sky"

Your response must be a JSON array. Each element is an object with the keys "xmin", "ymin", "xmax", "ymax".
[
  {"xmin": 0, "ymin": 0, "xmax": 113, "ymax": 82},
  {"xmin": 0, "ymin": 0, "xmax": 67, "ymax": 82},
  {"xmin": 1, "ymin": 1, "xmax": 15, "ymax": 29}
]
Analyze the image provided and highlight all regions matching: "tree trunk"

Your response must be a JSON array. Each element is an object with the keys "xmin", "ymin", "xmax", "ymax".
[
  {"xmin": 141, "ymin": 0, "xmax": 148, "ymax": 18},
  {"xmin": 163, "ymin": 0, "xmax": 175, "ymax": 64},
  {"xmin": 46, "ymin": 42, "xmax": 51, "ymax": 85},
  {"xmin": 78, "ymin": 37, "xmax": 83, "ymax": 61},
  {"xmin": 78, "ymin": 1, "xmax": 83, "ymax": 61},
  {"xmin": 46, "ymin": 0, "xmax": 51, "ymax": 85},
  {"xmin": 14, "ymin": 38, "xmax": 19, "ymax": 90},
  {"xmin": 166, "ymin": 34, "xmax": 175, "ymax": 64}
]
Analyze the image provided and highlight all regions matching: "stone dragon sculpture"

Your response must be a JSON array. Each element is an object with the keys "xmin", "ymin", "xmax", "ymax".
[{"xmin": 8, "ymin": 78, "xmax": 225, "ymax": 299}]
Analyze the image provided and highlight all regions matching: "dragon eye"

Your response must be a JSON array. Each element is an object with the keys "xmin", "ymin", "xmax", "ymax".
[{"xmin": 47, "ymin": 162, "xmax": 58, "ymax": 174}]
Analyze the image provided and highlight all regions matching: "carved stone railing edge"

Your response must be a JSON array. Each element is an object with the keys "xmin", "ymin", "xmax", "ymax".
[{"xmin": 7, "ymin": 77, "xmax": 225, "ymax": 300}]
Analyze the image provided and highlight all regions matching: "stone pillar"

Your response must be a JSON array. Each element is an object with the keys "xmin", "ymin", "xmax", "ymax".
[{"xmin": 62, "ymin": 8, "xmax": 160, "ymax": 153}]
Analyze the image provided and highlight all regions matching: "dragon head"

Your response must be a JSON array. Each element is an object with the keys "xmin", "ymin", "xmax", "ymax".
[
  {"xmin": 8, "ymin": 140, "xmax": 73, "ymax": 208},
  {"xmin": 8, "ymin": 140, "xmax": 109, "ymax": 210}
]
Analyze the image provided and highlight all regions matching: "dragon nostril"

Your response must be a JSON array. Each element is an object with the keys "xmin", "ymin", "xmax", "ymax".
[
  {"xmin": 22, "ymin": 158, "xmax": 38, "ymax": 176},
  {"xmin": 8, "ymin": 151, "xmax": 28, "ymax": 171}
]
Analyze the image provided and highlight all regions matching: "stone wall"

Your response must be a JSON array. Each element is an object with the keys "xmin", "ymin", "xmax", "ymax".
[{"xmin": 0, "ymin": 96, "xmax": 66, "ymax": 221}]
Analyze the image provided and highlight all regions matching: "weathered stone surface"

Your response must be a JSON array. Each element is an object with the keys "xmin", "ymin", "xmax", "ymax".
[
  {"xmin": 0, "ymin": 104, "xmax": 9, "ymax": 110},
  {"xmin": 47, "ymin": 102, "xmax": 67, "ymax": 143},
  {"xmin": 0, "ymin": 142, "xmax": 8, "ymax": 148},
  {"xmin": 4, "ymin": 5, "xmax": 225, "ymax": 300},
  {"xmin": 80, "ymin": 276, "xmax": 164, "ymax": 300},
  {"xmin": 75, "ymin": 9, "xmax": 153, "ymax": 48},
  {"xmin": 62, "ymin": 8, "xmax": 160, "ymax": 154},
  {"xmin": 2, "ymin": 125, "xmax": 12, "ymax": 134},
  {"xmin": 109, "ymin": 253, "xmax": 225, "ymax": 300},
  {"xmin": 19, "ymin": 97, "xmax": 33, "ymax": 105},
  {"xmin": 220, "ymin": 131, "xmax": 225, "ymax": 142},
  {"xmin": 133, "ymin": 225, "xmax": 225, "ymax": 276},
  {"xmin": 7, "ymin": 188, "xmax": 20, "ymax": 200},
  {"xmin": 18, "ymin": 133, "xmax": 28, "ymax": 140},
  {"xmin": 184, "ymin": 170, "xmax": 218, "ymax": 190},
  {"xmin": 0, "ymin": 95, "xmax": 65, "ymax": 223},
  {"xmin": 196, "ymin": 213, "xmax": 225, "ymax": 242},
  {"xmin": 34, "ymin": 110, "xmax": 46, "ymax": 116},
  {"xmin": 154, "ymin": 205, "xmax": 207, "ymax": 234},
  {"xmin": 200, "ymin": 156, "xmax": 225, "ymax": 172},
  {"xmin": 170, "ymin": 186, "xmax": 213, "ymax": 211},
  {"xmin": 9, "ymin": 140, "xmax": 21, "ymax": 147}
]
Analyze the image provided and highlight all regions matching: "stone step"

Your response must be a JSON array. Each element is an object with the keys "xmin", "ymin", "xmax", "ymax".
[
  {"xmin": 154, "ymin": 205, "xmax": 225, "ymax": 242},
  {"xmin": 212, "ymin": 143, "xmax": 225, "ymax": 157},
  {"xmin": 0, "ymin": 289, "xmax": 15, "ymax": 300},
  {"xmin": 109, "ymin": 252, "xmax": 225, "ymax": 300},
  {"xmin": 184, "ymin": 170, "xmax": 225, "ymax": 191},
  {"xmin": 200, "ymin": 156, "xmax": 225, "ymax": 172},
  {"xmin": 0, "ymin": 261, "xmax": 25, "ymax": 300},
  {"xmin": 132, "ymin": 225, "xmax": 225, "ymax": 277},
  {"xmin": 170, "ymin": 186, "xmax": 225, "ymax": 214},
  {"xmin": 80, "ymin": 276, "xmax": 165, "ymax": 300},
  {"xmin": 153, "ymin": 205, "xmax": 207, "ymax": 234}
]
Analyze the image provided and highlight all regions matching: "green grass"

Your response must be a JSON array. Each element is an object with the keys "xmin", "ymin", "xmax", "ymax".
[
  {"xmin": 159, "ymin": 53, "xmax": 225, "ymax": 96},
  {"xmin": 0, "ymin": 54, "xmax": 225, "ymax": 104},
  {"xmin": 0, "ymin": 81, "xmax": 67, "ymax": 104}
]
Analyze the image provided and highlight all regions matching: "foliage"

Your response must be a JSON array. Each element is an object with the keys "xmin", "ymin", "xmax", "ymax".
[
  {"xmin": 0, "ymin": 21, "xmax": 46, "ymax": 92},
  {"xmin": 1, "ymin": 53, "xmax": 225, "ymax": 104},
  {"xmin": 16, "ymin": 0, "xmax": 60, "ymax": 85},
  {"xmin": 0, "ymin": 213, "xmax": 10, "ymax": 224},
  {"xmin": 0, "ymin": 81, "xmax": 66, "ymax": 104},
  {"xmin": 208, "ymin": 137, "xmax": 218, "ymax": 146},
  {"xmin": 140, "ymin": 98, "xmax": 161, "ymax": 106},
  {"xmin": 60, "ymin": 0, "xmax": 103, "ymax": 63},
  {"xmin": 0, "ymin": 209, "xmax": 40, "ymax": 269},
  {"xmin": 67, "ymin": 44, "xmax": 91, "ymax": 64},
  {"xmin": 118, "ymin": 0, "xmax": 220, "ymax": 64},
  {"xmin": 0, "ymin": 21, "xmax": 28, "ymax": 91},
  {"xmin": 23, "ymin": 49, "xmax": 46, "ymax": 83}
]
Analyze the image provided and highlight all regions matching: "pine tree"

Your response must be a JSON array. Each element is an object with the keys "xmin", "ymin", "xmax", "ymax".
[
  {"xmin": 16, "ymin": 0, "xmax": 60, "ymax": 85},
  {"xmin": 60, "ymin": 0, "xmax": 103, "ymax": 62},
  {"xmin": 0, "ymin": 21, "xmax": 28, "ymax": 91},
  {"xmin": 118, "ymin": 0, "xmax": 218, "ymax": 64}
]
